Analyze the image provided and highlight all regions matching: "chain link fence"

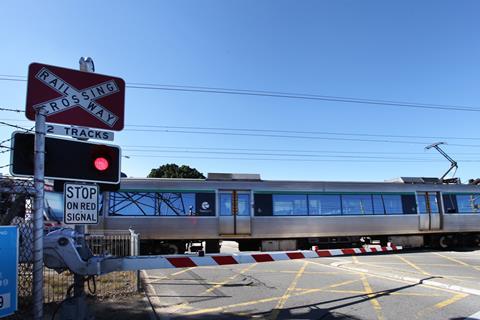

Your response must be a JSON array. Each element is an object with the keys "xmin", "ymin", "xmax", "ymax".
[
  {"xmin": 42, "ymin": 230, "xmax": 140, "ymax": 303},
  {"xmin": 0, "ymin": 177, "xmax": 140, "ymax": 319}
]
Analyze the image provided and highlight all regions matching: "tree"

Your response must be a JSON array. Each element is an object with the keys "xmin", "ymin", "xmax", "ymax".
[{"xmin": 147, "ymin": 163, "xmax": 205, "ymax": 179}]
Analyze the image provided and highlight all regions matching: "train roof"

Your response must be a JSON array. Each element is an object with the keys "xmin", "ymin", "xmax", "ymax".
[{"xmin": 118, "ymin": 173, "xmax": 480, "ymax": 193}]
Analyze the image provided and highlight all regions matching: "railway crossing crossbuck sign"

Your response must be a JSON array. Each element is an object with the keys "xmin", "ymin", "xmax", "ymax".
[{"xmin": 25, "ymin": 63, "xmax": 125, "ymax": 131}]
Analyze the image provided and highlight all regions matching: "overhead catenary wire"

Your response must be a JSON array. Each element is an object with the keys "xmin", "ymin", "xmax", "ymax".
[
  {"xmin": 0, "ymin": 115, "xmax": 475, "ymax": 161},
  {"xmin": 124, "ymin": 154, "xmax": 480, "ymax": 163},
  {"xmin": 124, "ymin": 127, "xmax": 480, "ymax": 148},
  {"xmin": 0, "ymin": 123, "xmax": 34, "ymax": 147},
  {"xmin": 0, "ymin": 75, "xmax": 478, "ymax": 167},
  {"xmin": 0, "ymin": 107, "xmax": 23, "ymax": 113},
  {"xmin": 1, "ymin": 77, "xmax": 479, "ymax": 177},
  {"xmin": 0, "ymin": 121, "xmax": 34, "ymax": 132},
  {"xmin": 0, "ymin": 137, "xmax": 15, "ymax": 147},
  {"xmin": 2, "ymin": 117, "xmax": 480, "ymax": 143},
  {"xmin": 2, "ymin": 115, "xmax": 480, "ymax": 153},
  {"xmin": 1, "ymin": 113, "xmax": 480, "ymax": 158},
  {"xmin": 125, "ymin": 85, "xmax": 480, "ymax": 112},
  {"xmin": 121, "ymin": 144, "xmax": 480, "ymax": 156},
  {"xmin": 0, "ymin": 74, "xmax": 26, "ymax": 78},
  {"xmin": 126, "ymin": 124, "xmax": 480, "ymax": 142},
  {"xmin": 0, "ymin": 77, "xmax": 27, "ymax": 83},
  {"xmin": 1, "ymin": 75, "xmax": 480, "ymax": 112},
  {"xmin": 122, "ymin": 148, "xmax": 480, "ymax": 162},
  {"xmin": 124, "ymin": 145, "xmax": 431, "ymax": 155},
  {"xmin": 0, "ymin": 144, "xmax": 474, "ymax": 162},
  {"xmin": 122, "ymin": 148, "xmax": 441, "ymax": 161}
]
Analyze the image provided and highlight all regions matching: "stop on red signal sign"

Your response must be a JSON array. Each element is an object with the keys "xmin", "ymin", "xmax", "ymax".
[{"xmin": 64, "ymin": 183, "xmax": 99, "ymax": 225}]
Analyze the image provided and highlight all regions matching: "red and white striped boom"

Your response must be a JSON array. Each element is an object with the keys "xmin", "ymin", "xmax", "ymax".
[{"xmin": 44, "ymin": 229, "xmax": 402, "ymax": 276}]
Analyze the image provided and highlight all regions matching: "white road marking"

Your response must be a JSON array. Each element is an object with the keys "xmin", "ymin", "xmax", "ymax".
[{"xmin": 466, "ymin": 310, "xmax": 480, "ymax": 320}]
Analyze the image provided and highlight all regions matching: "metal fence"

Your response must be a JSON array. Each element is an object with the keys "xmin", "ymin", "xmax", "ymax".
[
  {"xmin": 42, "ymin": 229, "xmax": 140, "ymax": 303},
  {"xmin": 0, "ymin": 177, "xmax": 140, "ymax": 319},
  {"xmin": 1, "ymin": 177, "xmax": 35, "ymax": 320}
]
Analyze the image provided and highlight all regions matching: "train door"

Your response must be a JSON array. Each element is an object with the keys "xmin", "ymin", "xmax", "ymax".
[
  {"xmin": 218, "ymin": 190, "xmax": 252, "ymax": 235},
  {"xmin": 417, "ymin": 191, "xmax": 442, "ymax": 231}
]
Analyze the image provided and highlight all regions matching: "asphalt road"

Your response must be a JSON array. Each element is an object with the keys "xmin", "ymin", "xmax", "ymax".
[{"xmin": 142, "ymin": 245, "xmax": 480, "ymax": 320}]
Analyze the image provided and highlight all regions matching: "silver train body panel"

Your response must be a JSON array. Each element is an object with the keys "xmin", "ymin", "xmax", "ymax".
[{"xmin": 92, "ymin": 177, "xmax": 480, "ymax": 241}]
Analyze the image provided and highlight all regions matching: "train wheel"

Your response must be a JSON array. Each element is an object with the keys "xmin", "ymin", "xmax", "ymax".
[
  {"xmin": 438, "ymin": 235, "xmax": 450, "ymax": 250},
  {"xmin": 239, "ymin": 240, "xmax": 260, "ymax": 251},
  {"xmin": 473, "ymin": 235, "xmax": 480, "ymax": 247},
  {"xmin": 205, "ymin": 240, "xmax": 220, "ymax": 254},
  {"xmin": 166, "ymin": 243, "xmax": 179, "ymax": 254}
]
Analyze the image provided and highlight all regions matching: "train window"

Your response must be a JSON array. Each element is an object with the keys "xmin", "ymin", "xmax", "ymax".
[
  {"xmin": 254, "ymin": 194, "xmax": 273, "ymax": 216},
  {"xmin": 219, "ymin": 193, "xmax": 232, "ymax": 216},
  {"xmin": 308, "ymin": 195, "xmax": 342, "ymax": 215},
  {"xmin": 159, "ymin": 193, "xmax": 196, "ymax": 216},
  {"xmin": 442, "ymin": 194, "xmax": 458, "ymax": 213},
  {"xmin": 401, "ymin": 195, "xmax": 417, "ymax": 214},
  {"xmin": 273, "ymin": 194, "xmax": 308, "ymax": 216},
  {"xmin": 109, "ymin": 192, "xmax": 197, "ymax": 216},
  {"xmin": 456, "ymin": 194, "xmax": 480, "ymax": 213},
  {"xmin": 382, "ymin": 195, "xmax": 403, "ymax": 214},
  {"xmin": 341, "ymin": 195, "xmax": 373, "ymax": 215},
  {"xmin": 219, "ymin": 193, "xmax": 250, "ymax": 216},
  {"xmin": 417, "ymin": 193, "xmax": 439, "ymax": 214},
  {"xmin": 109, "ymin": 192, "xmax": 156, "ymax": 216},
  {"xmin": 429, "ymin": 194, "xmax": 439, "ymax": 213},
  {"xmin": 372, "ymin": 195, "xmax": 385, "ymax": 215},
  {"xmin": 237, "ymin": 194, "xmax": 251, "ymax": 216}
]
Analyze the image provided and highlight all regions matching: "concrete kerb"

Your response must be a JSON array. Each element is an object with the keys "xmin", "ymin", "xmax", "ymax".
[
  {"xmin": 331, "ymin": 261, "xmax": 480, "ymax": 296},
  {"xmin": 140, "ymin": 270, "xmax": 161, "ymax": 320}
]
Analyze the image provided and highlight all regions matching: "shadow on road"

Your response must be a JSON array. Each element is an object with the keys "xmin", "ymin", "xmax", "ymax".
[{"xmin": 156, "ymin": 277, "xmax": 439, "ymax": 320}]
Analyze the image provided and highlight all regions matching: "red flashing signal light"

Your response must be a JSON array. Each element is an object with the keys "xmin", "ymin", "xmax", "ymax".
[
  {"xmin": 11, "ymin": 133, "xmax": 121, "ymax": 184},
  {"xmin": 94, "ymin": 157, "xmax": 110, "ymax": 171}
]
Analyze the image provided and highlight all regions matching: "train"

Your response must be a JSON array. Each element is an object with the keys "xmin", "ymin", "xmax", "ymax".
[{"xmin": 86, "ymin": 173, "xmax": 480, "ymax": 254}]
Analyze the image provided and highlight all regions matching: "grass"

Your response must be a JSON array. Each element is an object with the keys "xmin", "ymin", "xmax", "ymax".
[{"xmin": 39, "ymin": 268, "xmax": 138, "ymax": 303}]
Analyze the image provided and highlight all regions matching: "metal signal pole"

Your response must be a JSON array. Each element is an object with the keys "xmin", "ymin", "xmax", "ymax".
[
  {"xmin": 70, "ymin": 57, "xmax": 96, "ymax": 319},
  {"xmin": 32, "ymin": 107, "xmax": 46, "ymax": 320}
]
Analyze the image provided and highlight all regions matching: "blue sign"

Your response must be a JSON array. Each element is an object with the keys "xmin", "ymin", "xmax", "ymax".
[{"xmin": 0, "ymin": 226, "xmax": 18, "ymax": 318}]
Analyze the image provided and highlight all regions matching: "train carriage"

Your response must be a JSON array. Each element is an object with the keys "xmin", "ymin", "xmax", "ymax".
[{"xmin": 92, "ymin": 173, "xmax": 480, "ymax": 254}]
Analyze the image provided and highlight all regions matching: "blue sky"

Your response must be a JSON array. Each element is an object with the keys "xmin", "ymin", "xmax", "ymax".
[{"xmin": 1, "ymin": 1, "xmax": 480, "ymax": 182}]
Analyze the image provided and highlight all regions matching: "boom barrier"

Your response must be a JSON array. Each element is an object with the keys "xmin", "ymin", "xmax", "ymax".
[{"xmin": 44, "ymin": 228, "xmax": 402, "ymax": 275}]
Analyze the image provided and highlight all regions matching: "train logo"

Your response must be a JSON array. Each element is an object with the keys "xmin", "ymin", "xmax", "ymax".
[{"xmin": 201, "ymin": 202, "xmax": 210, "ymax": 210}]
